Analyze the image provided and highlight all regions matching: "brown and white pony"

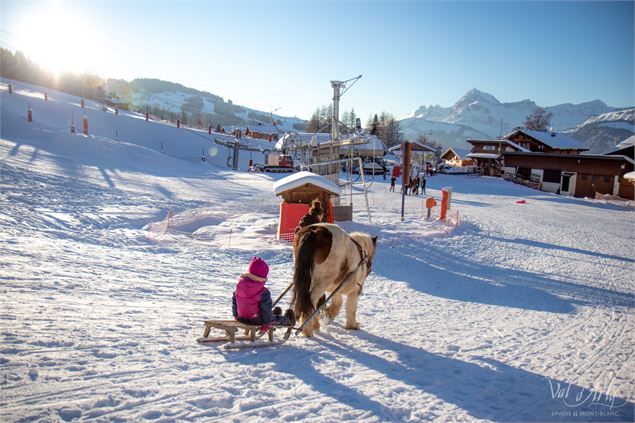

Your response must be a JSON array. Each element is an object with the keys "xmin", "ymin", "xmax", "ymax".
[{"xmin": 292, "ymin": 223, "xmax": 377, "ymax": 337}]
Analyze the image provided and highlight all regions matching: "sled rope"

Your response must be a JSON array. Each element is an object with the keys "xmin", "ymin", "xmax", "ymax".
[{"xmin": 295, "ymin": 250, "xmax": 368, "ymax": 336}]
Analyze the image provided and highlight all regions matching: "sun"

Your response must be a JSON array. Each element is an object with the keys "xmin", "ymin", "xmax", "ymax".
[{"xmin": 16, "ymin": 3, "xmax": 107, "ymax": 77}]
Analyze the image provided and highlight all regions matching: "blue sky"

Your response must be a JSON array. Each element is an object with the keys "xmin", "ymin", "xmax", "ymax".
[{"xmin": 1, "ymin": 1, "xmax": 633, "ymax": 121}]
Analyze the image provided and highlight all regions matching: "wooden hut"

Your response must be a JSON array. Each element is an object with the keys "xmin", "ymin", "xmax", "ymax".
[{"xmin": 272, "ymin": 171, "xmax": 341, "ymax": 241}]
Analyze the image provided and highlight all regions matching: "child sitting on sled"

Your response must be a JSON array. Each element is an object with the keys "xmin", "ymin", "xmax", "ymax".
[{"xmin": 232, "ymin": 257, "xmax": 295, "ymax": 332}]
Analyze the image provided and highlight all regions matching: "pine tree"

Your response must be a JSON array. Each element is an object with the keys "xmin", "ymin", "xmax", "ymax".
[{"xmin": 368, "ymin": 114, "xmax": 379, "ymax": 135}]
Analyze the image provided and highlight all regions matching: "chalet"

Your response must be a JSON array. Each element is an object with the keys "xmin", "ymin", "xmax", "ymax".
[
  {"xmin": 440, "ymin": 147, "xmax": 475, "ymax": 167},
  {"xmin": 245, "ymin": 123, "xmax": 279, "ymax": 141},
  {"xmin": 466, "ymin": 139, "xmax": 528, "ymax": 176},
  {"xmin": 503, "ymin": 151, "xmax": 633, "ymax": 199},
  {"xmin": 467, "ymin": 130, "xmax": 633, "ymax": 199}
]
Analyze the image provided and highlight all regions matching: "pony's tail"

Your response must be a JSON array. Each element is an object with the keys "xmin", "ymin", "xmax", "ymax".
[{"xmin": 293, "ymin": 229, "xmax": 317, "ymax": 320}]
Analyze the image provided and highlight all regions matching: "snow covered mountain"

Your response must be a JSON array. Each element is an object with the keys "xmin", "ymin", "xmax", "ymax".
[
  {"xmin": 401, "ymin": 89, "xmax": 631, "ymax": 149},
  {"xmin": 564, "ymin": 108, "xmax": 635, "ymax": 153},
  {"xmin": 105, "ymin": 78, "xmax": 306, "ymax": 133}
]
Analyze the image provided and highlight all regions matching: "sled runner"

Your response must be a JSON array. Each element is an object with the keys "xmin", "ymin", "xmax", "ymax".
[{"xmin": 197, "ymin": 320, "xmax": 293, "ymax": 349}]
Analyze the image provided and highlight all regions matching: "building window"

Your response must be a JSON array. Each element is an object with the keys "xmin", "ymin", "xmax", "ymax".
[{"xmin": 483, "ymin": 145, "xmax": 496, "ymax": 151}]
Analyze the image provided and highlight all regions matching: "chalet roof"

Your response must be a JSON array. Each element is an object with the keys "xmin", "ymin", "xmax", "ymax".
[
  {"xmin": 467, "ymin": 153, "xmax": 500, "ymax": 159},
  {"xmin": 624, "ymin": 171, "xmax": 635, "ymax": 182},
  {"xmin": 606, "ymin": 135, "xmax": 635, "ymax": 156},
  {"xmin": 504, "ymin": 151, "xmax": 630, "ymax": 161},
  {"xmin": 246, "ymin": 123, "xmax": 278, "ymax": 134},
  {"xmin": 272, "ymin": 171, "xmax": 341, "ymax": 196},
  {"xmin": 617, "ymin": 135, "xmax": 635, "ymax": 149},
  {"xmin": 506, "ymin": 129, "xmax": 589, "ymax": 151},
  {"xmin": 388, "ymin": 141, "xmax": 435, "ymax": 153},
  {"xmin": 441, "ymin": 147, "xmax": 471, "ymax": 159},
  {"xmin": 465, "ymin": 139, "xmax": 529, "ymax": 152}
]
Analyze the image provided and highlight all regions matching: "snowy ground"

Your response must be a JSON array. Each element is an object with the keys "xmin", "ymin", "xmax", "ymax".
[{"xmin": 1, "ymin": 81, "xmax": 634, "ymax": 422}]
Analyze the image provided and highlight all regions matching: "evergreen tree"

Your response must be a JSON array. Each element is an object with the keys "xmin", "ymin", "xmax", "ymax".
[{"xmin": 368, "ymin": 114, "xmax": 379, "ymax": 135}]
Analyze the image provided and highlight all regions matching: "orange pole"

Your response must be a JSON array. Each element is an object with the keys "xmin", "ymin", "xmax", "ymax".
[
  {"xmin": 83, "ymin": 116, "xmax": 88, "ymax": 135},
  {"xmin": 440, "ymin": 189, "xmax": 449, "ymax": 221}
]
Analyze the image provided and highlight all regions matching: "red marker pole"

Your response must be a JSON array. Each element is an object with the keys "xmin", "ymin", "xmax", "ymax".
[
  {"xmin": 83, "ymin": 116, "xmax": 88, "ymax": 135},
  {"xmin": 27, "ymin": 107, "xmax": 32, "ymax": 122},
  {"xmin": 440, "ymin": 189, "xmax": 449, "ymax": 221},
  {"xmin": 208, "ymin": 125, "xmax": 212, "ymax": 134}
]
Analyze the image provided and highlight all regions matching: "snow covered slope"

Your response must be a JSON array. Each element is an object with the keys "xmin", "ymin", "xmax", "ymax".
[
  {"xmin": 106, "ymin": 78, "xmax": 305, "ymax": 133},
  {"xmin": 1, "ymin": 78, "xmax": 280, "ymax": 171},
  {"xmin": 1, "ymin": 81, "xmax": 634, "ymax": 422},
  {"xmin": 402, "ymin": 88, "xmax": 630, "ymax": 149}
]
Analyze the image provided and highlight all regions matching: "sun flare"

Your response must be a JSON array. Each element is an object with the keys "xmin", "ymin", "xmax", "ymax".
[{"xmin": 16, "ymin": 3, "xmax": 107, "ymax": 77}]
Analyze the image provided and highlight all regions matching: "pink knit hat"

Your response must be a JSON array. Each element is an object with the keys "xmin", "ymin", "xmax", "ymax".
[{"xmin": 248, "ymin": 257, "xmax": 269, "ymax": 280}]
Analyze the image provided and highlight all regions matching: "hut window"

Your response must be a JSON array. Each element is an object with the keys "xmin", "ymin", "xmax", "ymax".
[{"xmin": 603, "ymin": 175, "xmax": 611, "ymax": 183}]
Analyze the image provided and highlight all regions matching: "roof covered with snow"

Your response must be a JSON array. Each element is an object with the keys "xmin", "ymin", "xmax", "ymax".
[
  {"xmin": 623, "ymin": 171, "xmax": 635, "ymax": 182},
  {"xmin": 616, "ymin": 135, "xmax": 635, "ymax": 149},
  {"xmin": 272, "ymin": 171, "xmax": 341, "ymax": 196},
  {"xmin": 246, "ymin": 123, "xmax": 278, "ymax": 134},
  {"xmin": 275, "ymin": 132, "xmax": 386, "ymax": 155},
  {"xmin": 508, "ymin": 129, "xmax": 589, "ymax": 151},
  {"xmin": 441, "ymin": 147, "xmax": 472, "ymax": 159},
  {"xmin": 388, "ymin": 141, "xmax": 436, "ymax": 153},
  {"xmin": 467, "ymin": 153, "xmax": 500, "ymax": 159}
]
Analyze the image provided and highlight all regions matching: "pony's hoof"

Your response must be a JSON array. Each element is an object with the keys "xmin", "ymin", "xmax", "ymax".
[{"xmin": 345, "ymin": 322, "xmax": 360, "ymax": 330}]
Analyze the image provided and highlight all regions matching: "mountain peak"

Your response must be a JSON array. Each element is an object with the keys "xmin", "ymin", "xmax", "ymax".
[{"xmin": 457, "ymin": 89, "xmax": 500, "ymax": 106}]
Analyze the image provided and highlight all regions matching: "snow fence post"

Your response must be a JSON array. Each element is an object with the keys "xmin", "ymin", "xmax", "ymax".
[{"xmin": 27, "ymin": 103, "xmax": 32, "ymax": 122}]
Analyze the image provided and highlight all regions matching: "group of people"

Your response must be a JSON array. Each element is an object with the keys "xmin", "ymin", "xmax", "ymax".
[
  {"xmin": 405, "ymin": 173, "xmax": 427, "ymax": 196},
  {"xmin": 389, "ymin": 164, "xmax": 427, "ymax": 196},
  {"xmin": 231, "ymin": 198, "xmax": 326, "ymax": 333}
]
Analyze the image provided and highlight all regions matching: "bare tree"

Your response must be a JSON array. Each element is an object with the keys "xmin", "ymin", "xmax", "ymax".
[{"xmin": 524, "ymin": 108, "xmax": 553, "ymax": 131}]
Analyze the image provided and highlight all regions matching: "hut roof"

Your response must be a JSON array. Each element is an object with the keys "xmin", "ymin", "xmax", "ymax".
[{"xmin": 272, "ymin": 171, "xmax": 341, "ymax": 196}]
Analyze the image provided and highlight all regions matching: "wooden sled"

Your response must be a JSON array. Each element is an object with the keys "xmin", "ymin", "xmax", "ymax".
[{"xmin": 197, "ymin": 320, "xmax": 293, "ymax": 349}]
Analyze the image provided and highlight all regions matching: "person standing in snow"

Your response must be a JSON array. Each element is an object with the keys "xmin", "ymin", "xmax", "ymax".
[
  {"xmin": 421, "ymin": 175, "xmax": 427, "ymax": 195},
  {"xmin": 295, "ymin": 198, "xmax": 324, "ymax": 232},
  {"xmin": 232, "ymin": 257, "xmax": 295, "ymax": 332}
]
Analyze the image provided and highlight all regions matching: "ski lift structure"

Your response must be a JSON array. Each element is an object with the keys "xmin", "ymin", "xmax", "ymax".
[{"xmin": 274, "ymin": 76, "xmax": 387, "ymax": 223}]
